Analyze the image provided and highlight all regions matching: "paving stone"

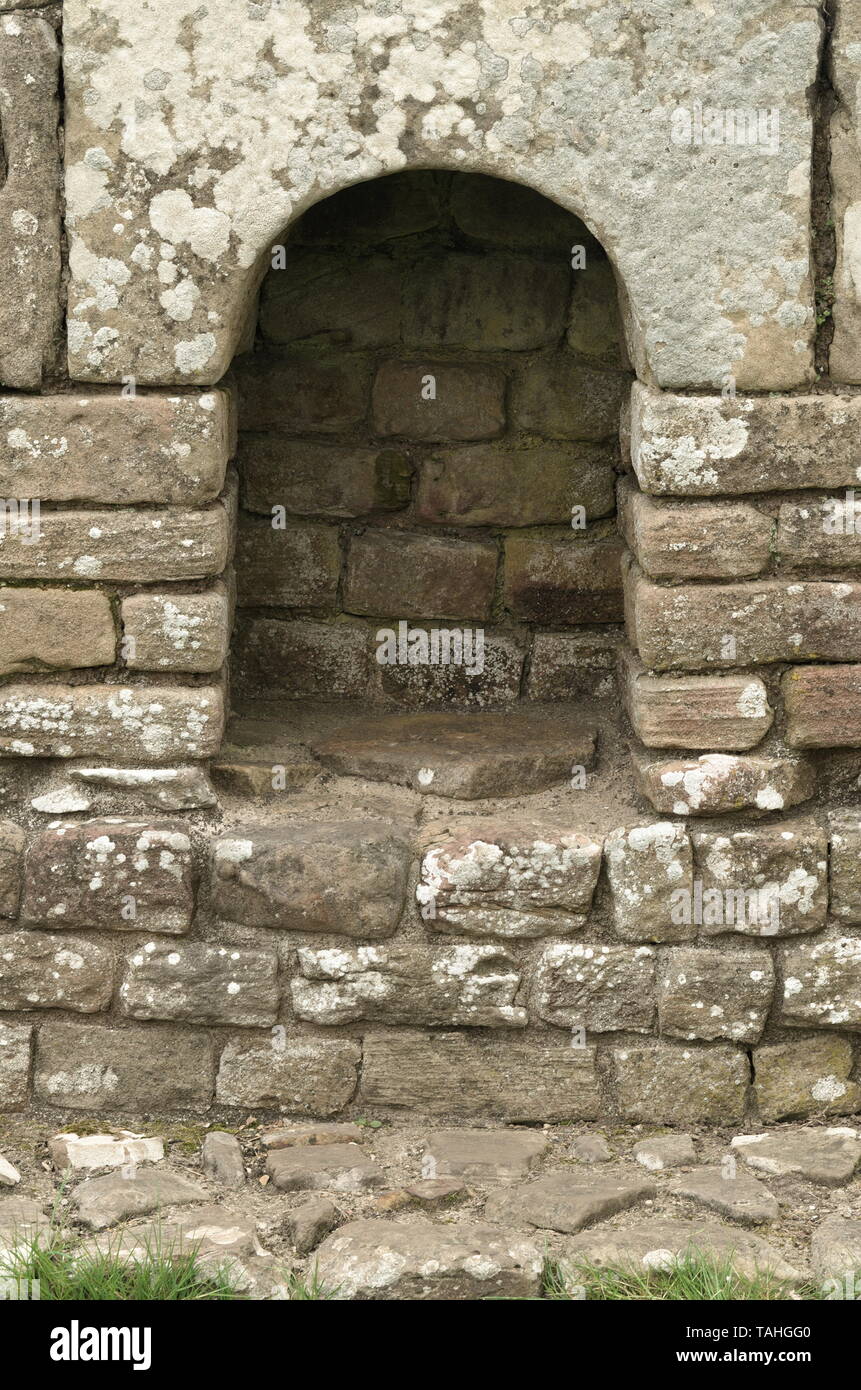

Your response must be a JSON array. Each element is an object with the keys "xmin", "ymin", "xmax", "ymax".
[
  {"xmin": 828, "ymin": 811, "xmax": 861, "ymax": 923},
  {"xmin": 564, "ymin": 1221, "xmax": 799, "ymax": 1283},
  {"xmin": 633, "ymin": 750, "xmax": 815, "ymax": 818},
  {"xmin": 360, "ymin": 1031, "xmax": 602, "ymax": 1123},
  {"xmin": 730, "ymin": 1128, "xmax": 861, "ymax": 1186},
  {"xmin": 201, "ymin": 1131, "xmax": 245, "ymax": 1188},
  {"xmin": 22, "ymin": 819, "xmax": 195, "ymax": 934},
  {"xmin": 266, "ymin": 1143, "xmax": 385, "ymax": 1194},
  {"xmin": 0, "ymin": 821, "xmax": 24, "ymax": 918},
  {"xmin": 284, "ymin": 1197, "xmax": 339, "ymax": 1255},
  {"xmin": 753, "ymin": 1037, "xmax": 861, "ymax": 1123},
  {"xmin": 633, "ymin": 1135, "xmax": 697, "ymax": 1171},
  {"xmin": 810, "ymin": 1217, "xmax": 861, "ymax": 1283},
  {"xmin": 215, "ymin": 1037, "xmax": 360, "ymax": 1115},
  {"xmin": 242, "ymin": 437, "xmax": 411, "ymax": 517},
  {"xmin": 611, "ymin": 1044, "xmax": 749, "ymax": 1126},
  {"xmin": 623, "ymin": 657, "xmax": 773, "ymax": 751},
  {"xmin": 0, "ymin": 588, "xmax": 115, "ymax": 677},
  {"xmin": 212, "ymin": 821, "xmax": 410, "ymax": 936},
  {"xmin": 671, "ymin": 1169, "xmax": 779, "ymax": 1227},
  {"xmin": 291, "ymin": 943, "xmax": 525, "ymax": 1029},
  {"xmin": 371, "ymin": 361, "xmax": 506, "ymax": 441},
  {"xmin": 658, "ymin": 947, "xmax": 774, "ymax": 1044},
  {"xmin": 422, "ymin": 1130, "xmax": 548, "ymax": 1182},
  {"xmin": 780, "ymin": 937, "xmax": 861, "ymax": 1028},
  {"xmin": 68, "ymin": 766, "xmax": 217, "ymax": 812},
  {"xmin": 0, "ymin": 931, "xmax": 113, "ymax": 1013},
  {"xmin": 72, "ymin": 1169, "xmax": 209, "ymax": 1231},
  {"xmin": 0, "ymin": 1155, "xmax": 20, "ymax": 1186},
  {"xmin": 261, "ymin": 1122, "xmax": 364, "ymax": 1150},
  {"xmin": 485, "ymin": 1173, "xmax": 656, "ymax": 1233},
  {"xmin": 120, "ymin": 941, "xmax": 279, "ymax": 1027},
  {"xmin": 34, "ymin": 1020, "xmax": 215, "ymax": 1111},
  {"xmin": 404, "ymin": 1178, "xmax": 466, "ymax": 1205},
  {"xmin": 691, "ymin": 821, "xmax": 828, "ymax": 937},
  {"xmin": 418, "ymin": 821, "xmax": 602, "ymax": 938},
  {"xmin": 113, "ymin": 1205, "xmax": 262, "ymax": 1261},
  {"xmin": 605, "ymin": 823, "xmax": 694, "ymax": 944},
  {"xmin": 569, "ymin": 1135, "xmax": 613, "ymax": 1164},
  {"xmin": 783, "ymin": 665, "xmax": 861, "ymax": 748},
  {"xmin": 49, "ymin": 1132, "xmax": 164, "ymax": 1172},
  {"xmin": 0, "ymin": 682, "xmax": 225, "ymax": 761},
  {"xmin": 0, "ymin": 1021, "xmax": 31, "ymax": 1109},
  {"xmin": 315, "ymin": 1219, "xmax": 543, "ymax": 1300},
  {"xmin": 0, "ymin": 1197, "xmax": 49, "ymax": 1250},
  {"xmin": 416, "ymin": 442, "xmax": 614, "ymax": 526},
  {"xmin": 313, "ymin": 711, "xmax": 596, "ymax": 800},
  {"xmin": 532, "ymin": 942, "xmax": 656, "ymax": 1033},
  {"xmin": 344, "ymin": 529, "xmax": 498, "ymax": 621}
]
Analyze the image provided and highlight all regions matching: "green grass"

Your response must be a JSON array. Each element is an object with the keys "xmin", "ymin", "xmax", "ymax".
[{"xmin": 541, "ymin": 1253, "xmax": 835, "ymax": 1302}]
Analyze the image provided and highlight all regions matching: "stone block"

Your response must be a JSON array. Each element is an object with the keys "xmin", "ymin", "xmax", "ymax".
[
  {"xmin": 0, "ymin": 505, "xmax": 230, "ymax": 582},
  {"xmin": 658, "ymin": 947, "xmax": 774, "ymax": 1044},
  {"xmin": 34, "ymin": 1020, "xmax": 214, "ymax": 1111},
  {"xmin": 633, "ymin": 749, "xmax": 815, "ymax": 817},
  {"xmin": 215, "ymin": 1036, "xmax": 360, "ymax": 1114},
  {"xmin": 753, "ymin": 1036, "xmax": 861, "ymax": 1122},
  {"xmin": 0, "ymin": 821, "xmax": 24, "ymax": 918},
  {"xmin": 526, "ymin": 630, "xmax": 622, "ymax": 701},
  {"xmin": 691, "ymin": 820, "xmax": 828, "ymax": 937},
  {"xmin": 784, "ymin": 666, "xmax": 861, "ymax": 748},
  {"xmin": 0, "ymin": 588, "xmax": 115, "ymax": 676},
  {"xmin": 0, "ymin": 683, "xmax": 225, "ymax": 761},
  {"xmin": 511, "ymin": 357, "xmax": 627, "ymax": 440},
  {"xmin": 0, "ymin": 1021, "xmax": 31, "ymax": 1110},
  {"xmin": 0, "ymin": 931, "xmax": 113, "ymax": 1012},
  {"xmin": 242, "ymin": 437, "xmax": 411, "ymax": 517},
  {"xmin": 450, "ymin": 172, "xmax": 580, "ymax": 252},
  {"xmin": 403, "ymin": 253, "xmax": 568, "ymax": 350},
  {"xmin": 829, "ymin": 811, "xmax": 861, "ymax": 923},
  {"xmin": 120, "ymin": 941, "xmax": 279, "ymax": 1027},
  {"xmin": 623, "ymin": 655, "xmax": 772, "ymax": 751},
  {"xmin": 345, "ymin": 530, "xmax": 497, "ymax": 621},
  {"xmin": 236, "ymin": 518, "xmax": 341, "ymax": 609},
  {"xmin": 121, "ymin": 587, "xmax": 229, "ymax": 673},
  {"xmin": 416, "ymin": 442, "xmax": 615, "ymax": 526},
  {"xmin": 503, "ymin": 534, "xmax": 624, "ymax": 624},
  {"xmin": 567, "ymin": 252, "xmax": 628, "ymax": 367},
  {"xmin": 371, "ymin": 361, "xmax": 505, "ymax": 441},
  {"xmin": 233, "ymin": 618, "xmax": 371, "ymax": 700},
  {"xmin": 377, "ymin": 628, "xmax": 524, "ymax": 708},
  {"xmin": 619, "ymin": 479, "xmax": 772, "ymax": 580},
  {"xmin": 259, "ymin": 250, "xmax": 401, "ymax": 347},
  {"xmin": 238, "ymin": 353, "xmax": 370, "ymax": 433},
  {"xmin": 780, "ymin": 936, "xmax": 861, "ymax": 1028},
  {"xmin": 777, "ymin": 497, "xmax": 861, "ymax": 571},
  {"xmin": 532, "ymin": 942, "xmax": 656, "ymax": 1033},
  {"xmin": 610, "ymin": 1043, "xmax": 749, "ymax": 1125},
  {"xmin": 605, "ymin": 823, "xmax": 695, "ymax": 943},
  {"xmin": 297, "ymin": 170, "xmax": 443, "ymax": 244}
]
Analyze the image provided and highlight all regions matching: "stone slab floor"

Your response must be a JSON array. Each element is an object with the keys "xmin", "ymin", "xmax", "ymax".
[{"xmin": 2, "ymin": 1109, "xmax": 860, "ymax": 1300}]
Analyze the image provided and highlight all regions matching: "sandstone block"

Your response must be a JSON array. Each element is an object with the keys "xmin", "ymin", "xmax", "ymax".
[
  {"xmin": 424, "ymin": 1130, "xmax": 547, "ymax": 1181},
  {"xmin": 829, "ymin": 811, "xmax": 861, "ymax": 922},
  {"xmin": 511, "ymin": 357, "xmax": 626, "ymax": 441},
  {"xmin": 777, "ymin": 497, "xmax": 861, "ymax": 571},
  {"xmin": 121, "ymin": 588, "xmax": 229, "ymax": 673},
  {"xmin": 753, "ymin": 1036, "xmax": 861, "ymax": 1123},
  {"xmin": 266, "ymin": 1143, "xmax": 384, "ymax": 1193},
  {"xmin": 72, "ymin": 1169, "xmax": 208, "ymax": 1231},
  {"xmin": 566, "ymin": 1220, "xmax": 798, "ymax": 1282},
  {"xmin": 259, "ymin": 250, "xmax": 401, "ymax": 347},
  {"xmin": 0, "ymin": 505, "xmax": 230, "ymax": 582},
  {"xmin": 450, "ymin": 172, "xmax": 579, "ymax": 252},
  {"xmin": 0, "ymin": 683, "xmax": 225, "ymax": 761},
  {"xmin": 0, "ymin": 931, "xmax": 112, "ymax": 1012},
  {"xmin": 604, "ymin": 823, "xmax": 695, "ymax": 943},
  {"xmin": 238, "ymin": 354, "xmax": 370, "ymax": 433},
  {"xmin": 233, "ymin": 618, "xmax": 370, "ymax": 700},
  {"xmin": 371, "ymin": 361, "xmax": 505, "ymax": 441},
  {"xmin": 34, "ymin": 1020, "xmax": 214, "ymax": 1111},
  {"xmin": 0, "ymin": 588, "xmax": 115, "ymax": 676},
  {"xmin": 632, "ymin": 749, "xmax": 815, "ymax": 818},
  {"xmin": 236, "ymin": 518, "xmax": 341, "ymax": 609},
  {"xmin": 345, "ymin": 530, "xmax": 497, "ymax": 621},
  {"xmin": 119, "ymin": 941, "xmax": 279, "ymax": 1027},
  {"xmin": 731, "ymin": 1128, "xmax": 861, "ymax": 1186},
  {"xmin": 669, "ymin": 1170, "xmax": 779, "ymax": 1228},
  {"xmin": 780, "ymin": 936, "xmax": 861, "ymax": 1029},
  {"xmin": 485, "ymin": 1174, "xmax": 655, "ymax": 1234},
  {"xmin": 619, "ymin": 480, "xmax": 772, "ymax": 580},
  {"xmin": 0, "ymin": 1021, "xmax": 31, "ymax": 1110},
  {"xmin": 215, "ymin": 1036, "xmax": 360, "ymax": 1114},
  {"xmin": 0, "ymin": 821, "xmax": 24, "ymax": 919},
  {"xmin": 532, "ymin": 942, "xmax": 656, "ymax": 1033},
  {"xmin": 416, "ymin": 441, "xmax": 614, "ymax": 527},
  {"xmin": 692, "ymin": 820, "xmax": 828, "ymax": 937},
  {"xmin": 624, "ymin": 656, "xmax": 772, "ymax": 751},
  {"xmin": 658, "ymin": 947, "xmax": 774, "ymax": 1044},
  {"xmin": 403, "ymin": 253, "xmax": 568, "ymax": 350},
  {"xmin": 784, "ymin": 666, "xmax": 861, "ymax": 748},
  {"xmin": 201, "ymin": 1131, "xmax": 245, "ymax": 1188},
  {"xmin": 378, "ymin": 628, "xmax": 524, "ymax": 709},
  {"xmin": 68, "ymin": 766, "xmax": 216, "ymax": 812},
  {"xmin": 526, "ymin": 630, "xmax": 622, "ymax": 701},
  {"xmin": 503, "ymin": 534, "xmax": 624, "ymax": 624},
  {"xmin": 610, "ymin": 1043, "xmax": 749, "ymax": 1125},
  {"xmin": 242, "ymin": 437, "xmax": 411, "ymax": 517},
  {"xmin": 567, "ymin": 252, "xmax": 628, "ymax": 366}
]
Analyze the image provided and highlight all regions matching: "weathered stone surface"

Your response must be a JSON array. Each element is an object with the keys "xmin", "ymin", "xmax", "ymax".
[
  {"xmin": 532, "ymin": 943, "xmax": 656, "ymax": 1033},
  {"xmin": 0, "ymin": 683, "xmax": 225, "ymax": 761},
  {"xmin": 731, "ymin": 1128, "xmax": 861, "ymax": 1186},
  {"xmin": 605, "ymin": 823, "xmax": 694, "ymax": 944},
  {"xmin": 569, "ymin": 1135, "xmax": 613, "ymax": 1163},
  {"xmin": 261, "ymin": 1122, "xmax": 363, "ymax": 1150},
  {"xmin": 291, "ymin": 943, "xmax": 525, "ymax": 1029},
  {"xmin": 0, "ymin": 12, "xmax": 61, "ymax": 389},
  {"xmin": 22, "ymin": 820, "xmax": 195, "ymax": 934},
  {"xmin": 671, "ymin": 1169, "xmax": 778, "ymax": 1227},
  {"xmin": 418, "ymin": 821, "xmax": 602, "ymax": 938},
  {"xmin": 784, "ymin": 666, "xmax": 861, "ymax": 748},
  {"xmin": 565, "ymin": 1221, "xmax": 799, "ymax": 1282},
  {"xmin": 829, "ymin": 0, "xmax": 861, "ymax": 382},
  {"xmin": 623, "ymin": 657, "xmax": 773, "ymax": 752},
  {"xmin": 69, "ymin": 766, "xmax": 217, "ymax": 812},
  {"xmin": 633, "ymin": 1135, "xmax": 696, "ymax": 1171},
  {"xmin": 511, "ymin": 358, "xmax": 627, "ymax": 441},
  {"xmin": 0, "ymin": 1155, "xmax": 19, "ymax": 1187},
  {"xmin": 611, "ymin": 1043, "xmax": 749, "ymax": 1125},
  {"xmin": 360, "ymin": 1031, "xmax": 602, "ymax": 1123},
  {"xmin": 485, "ymin": 1174, "xmax": 655, "ymax": 1233},
  {"xmin": 213, "ymin": 822, "xmax": 410, "ymax": 937},
  {"xmin": 34, "ymin": 1021, "xmax": 215, "ymax": 1111},
  {"xmin": 811, "ymin": 1218, "xmax": 861, "ymax": 1283},
  {"xmin": 266, "ymin": 1143, "xmax": 384, "ymax": 1193},
  {"xmin": 234, "ymin": 618, "xmax": 371, "ymax": 700},
  {"xmin": 285, "ymin": 1198, "xmax": 339, "ymax": 1255},
  {"xmin": 31, "ymin": 785, "xmax": 92, "ymax": 815},
  {"xmin": 626, "ymin": 563, "xmax": 861, "ymax": 669},
  {"xmin": 0, "ymin": 505, "xmax": 230, "ymax": 582},
  {"xmin": 568, "ymin": 252, "xmax": 628, "ymax": 367},
  {"xmin": 526, "ymin": 630, "xmax": 621, "ymax": 702},
  {"xmin": 120, "ymin": 941, "xmax": 278, "ymax": 1027},
  {"xmin": 0, "ymin": 589, "xmax": 115, "ymax": 676},
  {"xmin": 0, "ymin": 821, "xmax": 24, "ymax": 919},
  {"xmin": 215, "ymin": 1037, "xmax": 360, "ymax": 1114},
  {"xmin": 236, "ymin": 519, "xmax": 341, "ymax": 609},
  {"xmin": 423, "ymin": 1130, "xmax": 547, "ymax": 1182},
  {"xmin": 692, "ymin": 821, "xmax": 828, "ymax": 937},
  {"xmin": 73, "ymin": 1169, "xmax": 208, "ymax": 1231},
  {"xmin": 201, "ymin": 1131, "xmax": 245, "ymax": 1188},
  {"xmin": 658, "ymin": 948, "xmax": 773, "ymax": 1044},
  {"xmin": 315, "ymin": 1218, "xmax": 542, "ymax": 1301},
  {"xmin": 378, "ymin": 628, "xmax": 524, "ymax": 710},
  {"xmin": 405, "ymin": 251, "xmax": 568, "ymax": 349},
  {"xmin": 259, "ymin": 250, "xmax": 401, "ymax": 347},
  {"xmin": 0, "ymin": 392, "xmax": 231, "ymax": 504},
  {"xmin": 633, "ymin": 750, "xmax": 815, "ymax": 818},
  {"xmin": 777, "ymin": 496, "xmax": 861, "ymax": 570},
  {"xmin": 238, "ymin": 354, "xmax": 370, "ymax": 433},
  {"xmin": 753, "ymin": 1037, "xmax": 861, "ymax": 1123},
  {"xmin": 371, "ymin": 361, "xmax": 505, "ymax": 441},
  {"xmin": 0, "ymin": 1021, "xmax": 31, "ymax": 1110},
  {"xmin": 0, "ymin": 1197, "xmax": 49, "ymax": 1250},
  {"xmin": 121, "ymin": 588, "xmax": 229, "ymax": 673},
  {"xmin": 313, "ymin": 711, "xmax": 595, "ymax": 800},
  {"xmin": 416, "ymin": 443, "xmax": 614, "ymax": 526},
  {"xmin": 829, "ymin": 812, "xmax": 861, "ymax": 923},
  {"xmin": 503, "ymin": 534, "xmax": 624, "ymax": 624},
  {"xmin": 49, "ymin": 1132, "xmax": 164, "ymax": 1173},
  {"xmin": 630, "ymin": 386, "xmax": 861, "ymax": 496},
  {"xmin": 619, "ymin": 481, "xmax": 772, "ymax": 580},
  {"xmin": 0, "ymin": 932, "xmax": 112, "ymax": 1013},
  {"xmin": 242, "ymin": 438, "xmax": 410, "ymax": 518},
  {"xmin": 780, "ymin": 936, "xmax": 861, "ymax": 1029},
  {"xmin": 344, "ymin": 530, "xmax": 497, "ymax": 621}
]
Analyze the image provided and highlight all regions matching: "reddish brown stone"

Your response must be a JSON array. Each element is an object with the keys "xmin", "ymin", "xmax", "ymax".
[
  {"xmin": 235, "ymin": 518, "xmax": 342, "ymax": 609},
  {"xmin": 783, "ymin": 665, "xmax": 861, "ymax": 747},
  {"xmin": 503, "ymin": 534, "xmax": 624, "ymax": 624},
  {"xmin": 344, "ymin": 530, "xmax": 497, "ymax": 620},
  {"xmin": 371, "ymin": 361, "xmax": 505, "ymax": 441}
]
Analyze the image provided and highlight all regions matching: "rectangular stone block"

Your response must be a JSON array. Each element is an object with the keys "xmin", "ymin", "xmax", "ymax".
[
  {"xmin": 215, "ymin": 1036, "xmax": 361, "ymax": 1114},
  {"xmin": 34, "ymin": 1020, "xmax": 215, "ymax": 1111},
  {"xmin": 633, "ymin": 748, "xmax": 814, "ymax": 818},
  {"xmin": 511, "ymin": 357, "xmax": 627, "ymax": 441},
  {"xmin": 829, "ymin": 812, "xmax": 861, "ymax": 923},
  {"xmin": 212, "ymin": 822, "xmax": 411, "ymax": 937},
  {"xmin": 752, "ymin": 1036, "xmax": 861, "ymax": 1122},
  {"xmin": 503, "ymin": 534, "xmax": 624, "ymax": 624},
  {"xmin": 377, "ymin": 627, "xmax": 523, "ymax": 709},
  {"xmin": 626, "ymin": 561, "xmax": 861, "ymax": 669},
  {"xmin": 532, "ymin": 942, "xmax": 656, "ymax": 1033},
  {"xmin": 692, "ymin": 820, "xmax": 828, "ymax": 937},
  {"xmin": 416, "ymin": 441, "xmax": 614, "ymax": 527},
  {"xmin": 372, "ymin": 361, "xmax": 505, "ymax": 441},
  {"xmin": 829, "ymin": 2, "xmax": 861, "ymax": 382},
  {"xmin": 0, "ymin": 931, "xmax": 113, "ymax": 1012},
  {"xmin": 777, "ymin": 497, "xmax": 861, "ymax": 571},
  {"xmin": 238, "ymin": 353, "xmax": 371, "ymax": 432},
  {"xmin": 783, "ymin": 666, "xmax": 861, "ymax": 747},
  {"xmin": 233, "ymin": 618, "xmax": 371, "ymax": 700},
  {"xmin": 21, "ymin": 820, "xmax": 195, "ymax": 933},
  {"xmin": 526, "ymin": 630, "xmax": 621, "ymax": 701},
  {"xmin": 605, "ymin": 823, "xmax": 695, "ymax": 943},
  {"xmin": 781, "ymin": 936, "xmax": 861, "ymax": 1029},
  {"xmin": 241, "ymin": 437, "xmax": 411, "ymax": 517},
  {"xmin": 121, "ymin": 586, "xmax": 229, "ymax": 673},
  {"xmin": 619, "ymin": 479, "xmax": 772, "ymax": 580},
  {"xmin": 360, "ymin": 1030, "xmax": 603, "ymax": 1122},
  {"xmin": 0, "ymin": 820, "xmax": 24, "ymax": 918},
  {"xmin": 0, "ymin": 390, "xmax": 231, "ymax": 503},
  {"xmin": 658, "ymin": 947, "xmax": 774, "ymax": 1044},
  {"xmin": 119, "ymin": 941, "xmax": 279, "ymax": 1027},
  {"xmin": 403, "ymin": 253, "xmax": 569, "ymax": 350},
  {"xmin": 0, "ymin": 1021, "xmax": 32, "ymax": 1109},
  {"xmin": 610, "ymin": 1042, "xmax": 748, "ymax": 1125},
  {"xmin": 259, "ymin": 250, "xmax": 401, "ymax": 347},
  {"xmin": 0, "ymin": 683, "xmax": 225, "ymax": 761},
  {"xmin": 236, "ymin": 518, "xmax": 341, "ymax": 609},
  {"xmin": 0, "ymin": 505, "xmax": 230, "ymax": 582},
  {"xmin": 631, "ymin": 382, "xmax": 861, "ymax": 495},
  {"xmin": 623, "ymin": 652, "xmax": 773, "ymax": 751},
  {"xmin": 345, "ymin": 530, "xmax": 497, "ymax": 621},
  {"xmin": 0, "ymin": 588, "xmax": 115, "ymax": 676}
]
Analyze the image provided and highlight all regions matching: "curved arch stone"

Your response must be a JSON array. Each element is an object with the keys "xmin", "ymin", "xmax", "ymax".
[{"xmin": 63, "ymin": 0, "xmax": 818, "ymax": 389}]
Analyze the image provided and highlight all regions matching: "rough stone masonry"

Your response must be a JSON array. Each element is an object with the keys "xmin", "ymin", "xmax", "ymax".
[{"xmin": 0, "ymin": 0, "xmax": 860, "ymax": 1154}]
